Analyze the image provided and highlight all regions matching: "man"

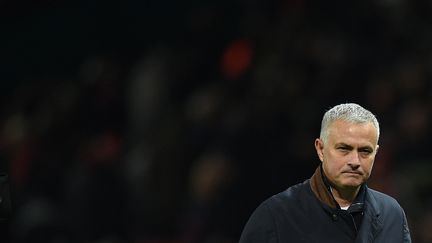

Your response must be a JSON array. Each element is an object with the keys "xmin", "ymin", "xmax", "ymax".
[{"xmin": 239, "ymin": 103, "xmax": 411, "ymax": 243}]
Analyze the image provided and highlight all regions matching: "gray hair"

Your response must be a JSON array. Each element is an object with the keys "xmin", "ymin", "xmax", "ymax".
[{"xmin": 320, "ymin": 103, "xmax": 380, "ymax": 144}]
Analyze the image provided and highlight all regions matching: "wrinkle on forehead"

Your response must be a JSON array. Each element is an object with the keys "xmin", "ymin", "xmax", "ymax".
[{"xmin": 328, "ymin": 120, "xmax": 379, "ymax": 147}]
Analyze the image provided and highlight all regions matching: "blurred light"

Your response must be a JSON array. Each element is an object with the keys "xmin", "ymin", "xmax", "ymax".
[{"xmin": 221, "ymin": 38, "xmax": 254, "ymax": 80}]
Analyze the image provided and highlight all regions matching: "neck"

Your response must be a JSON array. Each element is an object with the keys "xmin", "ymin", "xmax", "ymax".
[{"xmin": 330, "ymin": 186, "xmax": 360, "ymax": 208}]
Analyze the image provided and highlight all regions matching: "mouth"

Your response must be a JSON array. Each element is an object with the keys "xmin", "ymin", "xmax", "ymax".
[{"xmin": 343, "ymin": 171, "xmax": 363, "ymax": 175}]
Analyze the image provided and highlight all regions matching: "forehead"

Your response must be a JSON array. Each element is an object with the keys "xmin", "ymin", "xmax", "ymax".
[{"xmin": 327, "ymin": 120, "xmax": 378, "ymax": 146}]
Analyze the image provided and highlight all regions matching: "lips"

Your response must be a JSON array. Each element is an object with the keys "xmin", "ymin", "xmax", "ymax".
[{"xmin": 343, "ymin": 171, "xmax": 363, "ymax": 175}]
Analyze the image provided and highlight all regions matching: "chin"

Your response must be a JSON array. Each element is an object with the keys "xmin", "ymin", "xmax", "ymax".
[
  {"xmin": 342, "ymin": 184, "xmax": 362, "ymax": 189},
  {"xmin": 340, "ymin": 180, "xmax": 363, "ymax": 188}
]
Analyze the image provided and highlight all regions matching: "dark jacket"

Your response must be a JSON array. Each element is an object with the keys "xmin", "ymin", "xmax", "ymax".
[{"xmin": 239, "ymin": 167, "xmax": 411, "ymax": 243}]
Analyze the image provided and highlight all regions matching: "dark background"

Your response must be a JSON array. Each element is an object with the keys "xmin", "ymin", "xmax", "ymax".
[{"xmin": 2, "ymin": 0, "xmax": 432, "ymax": 242}]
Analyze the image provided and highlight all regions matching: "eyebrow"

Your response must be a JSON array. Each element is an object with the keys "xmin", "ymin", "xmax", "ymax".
[{"xmin": 335, "ymin": 143, "xmax": 374, "ymax": 151}]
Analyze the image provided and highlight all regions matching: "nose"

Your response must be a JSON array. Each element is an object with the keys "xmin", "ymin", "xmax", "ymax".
[{"xmin": 347, "ymin": 151, "xmax": 361, "ymax": 170}]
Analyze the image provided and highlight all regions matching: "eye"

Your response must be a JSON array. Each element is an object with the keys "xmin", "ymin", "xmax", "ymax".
[
  {"xmin": 337, "ymin": 146, "xmax": 351, "ymax": 152},
  {"xmin": 359, "ymin": 148, "xmax": 373, "ymax": 156}
]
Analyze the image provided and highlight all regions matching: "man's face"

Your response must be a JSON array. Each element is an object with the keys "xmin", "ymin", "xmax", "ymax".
[{"xmin": 315, "ymin": 120, "xmax": 379, "ymax": 190}]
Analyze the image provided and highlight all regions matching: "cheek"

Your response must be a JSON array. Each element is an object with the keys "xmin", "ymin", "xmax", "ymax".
[
  {"xmin": 362, "ymin": 159, "xmax": 375, "ymax": 173},
  {"xmin": 326, "ymin": 153, "xmax": 345, "ymax": 168},
  {"xmin": 323, "ymin": 158, "xmax": 344, "ymax": 175}
]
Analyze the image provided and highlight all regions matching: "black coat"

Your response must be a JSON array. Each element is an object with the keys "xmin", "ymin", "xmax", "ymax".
[{"xmin": 239, "ymin": 179, "xmax": 411, "ymax": 243}]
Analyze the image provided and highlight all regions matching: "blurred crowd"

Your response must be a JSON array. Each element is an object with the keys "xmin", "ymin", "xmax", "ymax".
[{"xmin": 2, "ymin": 0, "xmax": 432, "ymax": 242}]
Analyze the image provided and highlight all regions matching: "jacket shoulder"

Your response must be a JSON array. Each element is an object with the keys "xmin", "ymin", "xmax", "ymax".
[
  {"xmin": 266, "ymin": 179, "xmax": 311, "ymax": 207},
  {"xmin": 366, "ymin": 187, "xmax": 409, "ymax": 224},
  {"xmin": 367, "ymin": 188, "xmax": 403, "ymax": 210},
  {"xmin": 239, "ymin": 180, "xmax": 311, "ymax": 243},
  {"xmin": 366, "ymin": 188, "xmax": 412, "ymax": 242}
]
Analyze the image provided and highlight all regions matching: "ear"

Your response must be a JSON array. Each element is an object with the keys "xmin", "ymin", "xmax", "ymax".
[
  {"xmin": 375, "ymin": 144, "xmax": 380, "ymax": 155},
  {"xmin": 315, "ymin": 138, "xmax": 324, "ymax": 162}
]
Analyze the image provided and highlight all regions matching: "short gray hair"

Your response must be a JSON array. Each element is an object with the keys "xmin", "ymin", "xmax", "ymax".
[{"xmin": 320, "ymin": 103, "xmax": 380, "ymax": 144}]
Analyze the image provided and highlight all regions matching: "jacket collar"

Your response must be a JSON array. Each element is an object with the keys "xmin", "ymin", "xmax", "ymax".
[
  {"xmin": 310, "ymin": 164, "xmax": 367, "ymax": 210},
  {"xmin": 310, "ymin": 165, "xmax": 339, "ymax": 208}
]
